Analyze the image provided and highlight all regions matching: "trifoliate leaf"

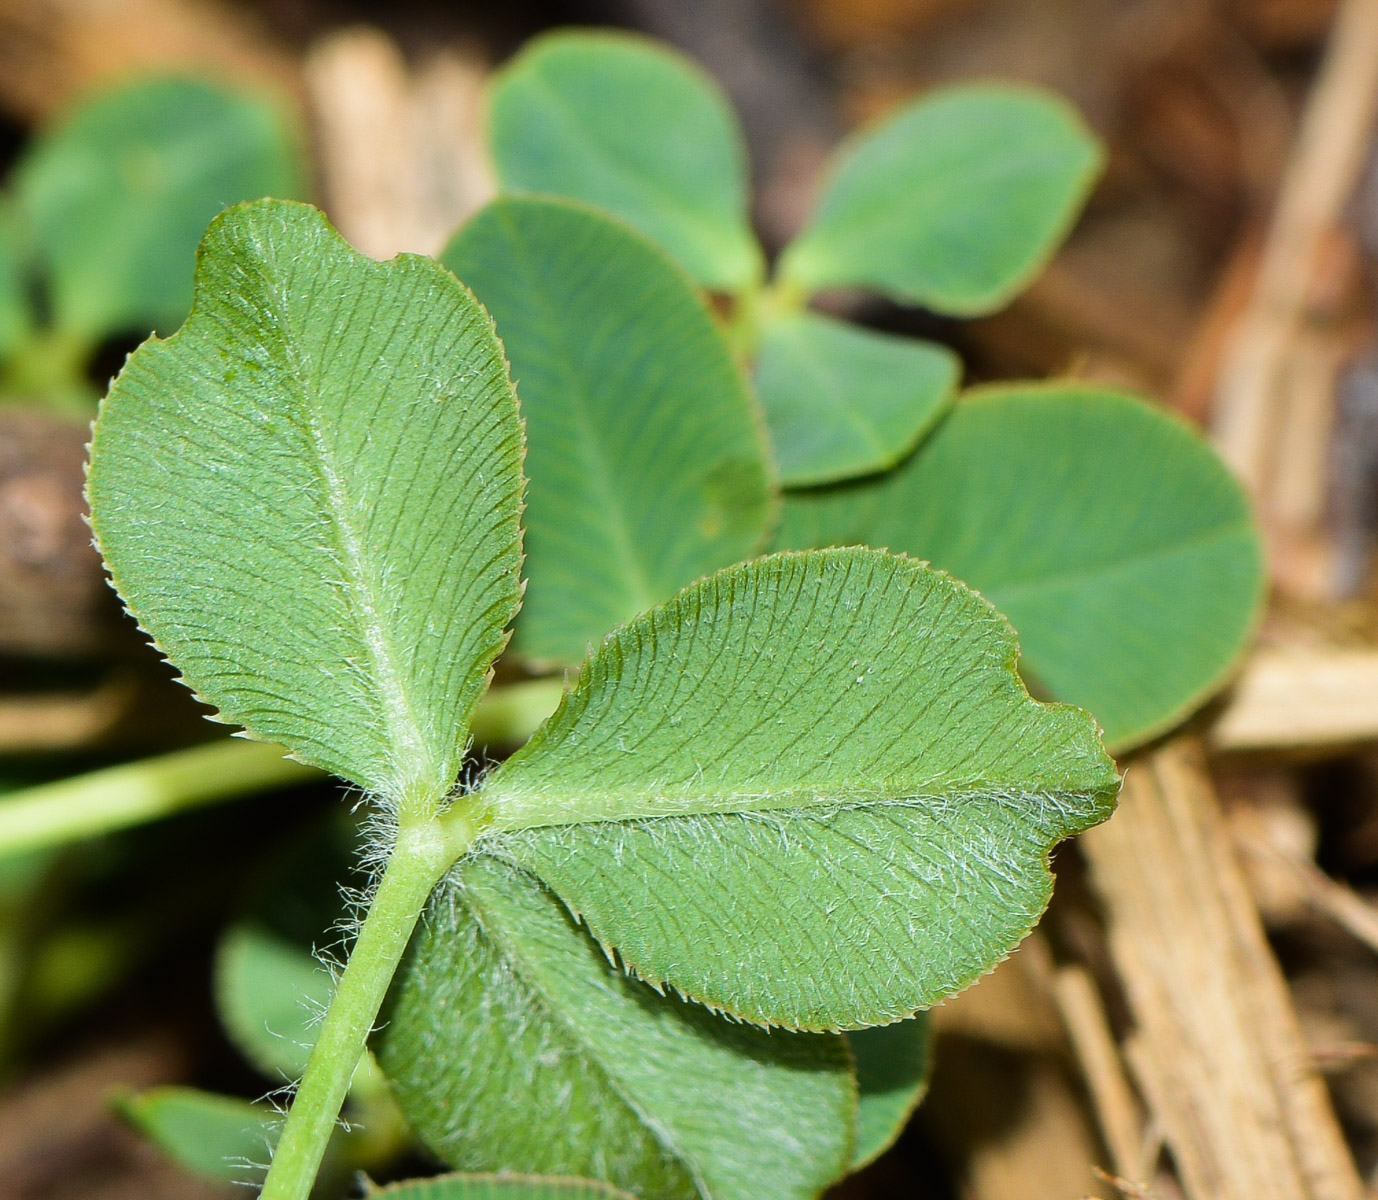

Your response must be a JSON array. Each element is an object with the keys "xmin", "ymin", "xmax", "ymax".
[
  {"xmin": 776, "ymin": 385, "xmax": 1265, "ymax": 749},
  {"xmin": 87, "ymin": 200, "xmax": 525, "ymax": 806},
  {"xmin": 778, "ymin": 85, "xmax": 1102, "ymax": 315},
  {"xmin": 370, "ymin": 1176, "xmax": 637, "ymax": 1200},
  {"xmin": 848, "ymin": 1017, "xmax": 932, "ymax": 1168},
  {"xmin": 14, "ymin": 76, "xmax": 304, "ymax": 344},
  {"xmin": 489, "ymin": 31, "xmax": 761, "ymax": 290},
  {"xmin": 441, "ymin": 197, "xmax": 772, "ymax": 665},
  {"xmin": 116, "ymin": 1087, "xmax": 276, "ymax": 1185},
  {"xmin": 474, "ymin": 548, "xmax": 1117, "ymax": 1030},
  {"xmin": 755, "ymin": 311, "xmax": 958, "ymax": 486},
  {"xmin": 379, "ymin": 857, "xmax": 853, "ymax": 1200}
]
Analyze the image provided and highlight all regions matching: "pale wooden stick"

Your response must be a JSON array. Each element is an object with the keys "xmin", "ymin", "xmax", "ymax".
[
  {"xmin": 1212, "ymin": 645, "xmax": 1378, "ymax": 751},
  {"xmin": 304, "ymin": 29, "xmax": 418, "ymax": 260},
  {"xmin": 1082, "ymin": 741, "xmax": 1363, "ymax": 1200},
  {"xmin": 1234, "ymin": 810, "xmax": 1378, "ymax": 956},
  {"xmin": 1053, "ymin": 963, "xmax": 1149, "ymax": 1184},
  {"xmin": 304, "ymin": 27, "xmax": 494, "ymax": 261},
  {"xmin": 1213, "ymin": 0, "xmax": 1378, "ymax": 495},
  {"xmin": 0, "ymin": 679, "xmax": 130, "ymax": 753},
  {"xmin": 1093, "ymin": 1165, "xmax": 1163, "ymax": 1200}
]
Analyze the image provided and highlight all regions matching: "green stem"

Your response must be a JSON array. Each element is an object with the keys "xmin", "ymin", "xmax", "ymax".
[
  {"xmin": 259, "ymin": 818, "xmax": 467, "ymax": 1200},
  {"xmin": 0, "ymin": 680, "xmax": 564, "ymax": 860},
  {"xmin": 337, "ymin": 1051, "xmax": 412, "ymax": 1174},
  {"xmin": 0, "ymin": 740, "xmax": 316, "ymax": 856},
  {"xmin": 725, "ymin": 276, "xmax": 808, "ymax": 359}
]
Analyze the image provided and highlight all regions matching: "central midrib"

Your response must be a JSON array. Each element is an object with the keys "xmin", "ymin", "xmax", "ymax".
[
  {"xmin": 499, "ymin": 206, "xmax": 658, "ymax": 614},
  {"xmin": 973, "ymin": 519, "xmax": 1255, "ymax": 606},
  {"xmin": 463, "ymin": 877, "xmax": 706, "ymax": 1197},
  {"xmin": 780, "ymin": 324, "xmax": 890, "ymax": 460},
  {"xmin": 481, "ymin": 782, "xmax": 1109, "ymax": 836},
  {"xmin": 277, "ymin": 274, "xmax": 436, "ymax": 802}
]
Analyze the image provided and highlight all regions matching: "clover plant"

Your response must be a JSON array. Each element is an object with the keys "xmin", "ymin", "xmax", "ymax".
[
  {"xmin": 484, "ymin": 30, "xmax": 1263, "ymax": 750},
  {"xmin": 82, "ymin": 27, "xmax": 1264, "ymax": 1200},
  {"xmin": 0, "ymin": 74, "xmax": 302, "ymax": 412}
]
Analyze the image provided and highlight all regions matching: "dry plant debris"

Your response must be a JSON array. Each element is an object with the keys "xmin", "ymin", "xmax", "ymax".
[{"xmin": 1082, "ymin": 742, "xmax": 1362, "ymax": 1200}]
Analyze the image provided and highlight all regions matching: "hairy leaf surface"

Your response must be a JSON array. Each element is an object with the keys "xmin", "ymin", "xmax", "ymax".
[
  {"xmin": 489, "ymin": 31, "xmax": 760, "ymax": 290},
  {"xmin": 778, "ymin": 85, "xmax": 1101, "ymax": 315},
  {"xmin": 441, "ymin": 197, "xmax": 772, "ymax": 665},
  {"xmin": 848, "ymin": 1018, "xmax": 932, "ymax": 1168},
  {"xmin": 379, "ymin": 857, "xmax": 853, "ymax": 1200},
  {"xmin": 755, "ymin": 311, "xmax": 958, "ymax": 486},
  {"xmin": 14, "ymin": 76, "xmax": 303, "ymax": 343},
  {"xmin": 373, "ymin": 1176, "xmax": 637, "ymax": 1199},
  {"xmin": 475, "ymin": 549, "xmax": 1117, "ymax": 1030},
  {"xmin": 777, "ymin": 386, "xmax": 1264, "ymax": 748},
  {"xmin": 88, "ymin": 200, "xmax": 525, "ymax": 803}
]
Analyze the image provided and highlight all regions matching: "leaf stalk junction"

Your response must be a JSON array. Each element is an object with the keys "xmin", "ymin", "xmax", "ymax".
[{"xmin": 260, "ymin": 801, "xmax": 480, "ymax": 1200}]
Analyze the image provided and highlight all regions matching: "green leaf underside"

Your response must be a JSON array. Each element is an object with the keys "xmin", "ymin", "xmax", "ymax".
[
  {"xmin": 755, "ymin": 311, "xmax": 959, "ymax": 486},
  {"xmin": 118, "ymin": 1086, "xmax": 276, "ymax": 1184},
  {"xmin": 216, "ymin": 922, "xmax": 332, "ymax": 1080},
  {"xmin": 14, "ymin": 76, "xmax": 303, "ymax": 343},
  {"xmin": 489, "ymin": 31, "xmax": 760, "ymax": 290},
  {"xmin": 87, "ymin": 200, "xmax": 524, "ymax": 802},
  {"xmin": 848, "ymin": 1017, "xmax": 932, "ymax": 1168},
  {"xmin": 441, "ymin": 197, "xmax": 772, "ymax": 666},
  {"xmin": 776, "ymin": 387, "xmax": 1265, "ymax": 749},
  {"xmin": 473, "ymin": 548, "xmax": 1116, "ymax": 1030},
  {"xmin": 373, "ymin": 1176, "xmax": 639, "ymax": 1199},
  {"xmin": 380, "ymin": 857, "xmax": 853, "ymax": 1200},
  {"xmin": 779, "ymin": 84, "xmax": 1102, "ymax": 315}
]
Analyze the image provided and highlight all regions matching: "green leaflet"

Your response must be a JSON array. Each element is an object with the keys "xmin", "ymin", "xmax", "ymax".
[
  {"xmin": 13, "ymin": 76, "xmax": 304, "ymax": 344},
  {"xmin": 848, "ymin": 1018, "xmax": 932, "ymax": 1168},
  {"xmin": 117, "ymin": 1086, "xmax": 277, "ymax": 1185},
  {"xmin": 379, "ymin": 857, "xmax": 853, "ymax": 1200},
  {"xmin": 215, "ymin": 811, "xmax": 362, "ymax": 1081},
  {"xmin": 87, "ymin": 200, "xmax": 524, "ymax": 805},
  {"xmin": 754, "ymin": 311, "xmax": 959, "ymax": 486},
  {"xmin": 474, "ymin": 548, "xmax": 1117, "ymax": 1030},
  {"xmin": 441, "ymin": 197, "xmax": 773, "ymax": 666},
  {"xmin": 0, "ymin": 202, "xmax": 30, "ymax": 363},
  {"xmin": 776, "ymin": 386, "xmax": 1266, "ymax": 749},
  {"xmin": 489, "ymin": 31, "xmax": 761, "ymax": 290},
  {"xmin": 371, "ymin": 1175, "xmax": 637, "ymax": 1199},
  {"xmin": 778, "ymin": 84, "xmax": 1102, "ymax": 315},
  {"xmin": 216, "ymin": 922, "xmax": 331, "ymax": 1080}
]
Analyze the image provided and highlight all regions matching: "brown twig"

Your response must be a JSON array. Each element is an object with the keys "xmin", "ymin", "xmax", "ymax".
[
  {"xmin": 1081, "ymin": 740, "xmax": 1363, "ymax": 1200},
  {"xmin": 1234, "ymin": 809, "xmax": 1378, "ymax": 958},
  {"xmin": 1211, "ymin": 0, "xmax": 1378, "ymax": 599},
  {"xmin": 0, "ymin": 678, "xmax": 131, "ymax": 754},
  {"xmin": 1212, "ymin": 644, "xmax": 1378, "ymax": 751},
  {"xmin": 1093, "ymin": 1165, "xmax": 1163, "ymax": 1200},
  {"xmin": 304, "ymin": 27, "xmax": 493, "ymax": 261},
  {"xmin": 1053, "ymin": 963, "xmax": 1150, "ymax": 1184}
]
